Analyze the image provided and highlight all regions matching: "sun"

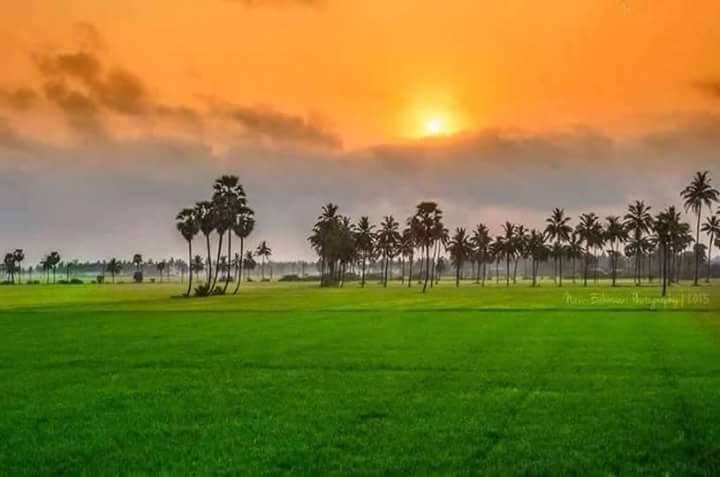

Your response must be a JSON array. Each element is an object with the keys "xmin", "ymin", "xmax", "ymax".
[{"xmin": 425, "ymin": 117, "xmax": 444, "ymax": 136}]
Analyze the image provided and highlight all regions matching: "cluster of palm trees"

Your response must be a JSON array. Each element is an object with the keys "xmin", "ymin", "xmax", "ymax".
[
  {"xmin": 175, "ymin": 175, "xmax": 268, "ymax": 297},
  {"xmin": 309, "ymin": 171, "xmax": 720, "ymax": 296}
]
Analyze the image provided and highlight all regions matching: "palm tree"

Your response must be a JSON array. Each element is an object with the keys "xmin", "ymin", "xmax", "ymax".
[
  {"xmin": 605, "ymin": 216, "xmax": 628, "ymax": 287},
  {"xmin": 176, "ymin": 208, "xmax": 200, "ymax": 296},
  {"xmin": 701, "ymin": 213, "xmax": 720, "ymax": 283},
  {"xmin": 191, "ymin": 255, "xmax": 205, "ymax": 283},
  {"xmin": 256, "ymin": 241, "xmax": 272, "ymax": 281},
  {"xmin": 399, "ymin": 226, "xmax": 415, "ymax": 285},
  {"xmin": 309, "ymin": 203, "xmax": 340, "ymax": 287},
  {"xmin": 681, "ymin": 171, "xmax": 720, "ymax": 286},
  {"xmin": 430, "ymin": 216, "xmax": 449, "ymax": 287},
  {"xmin": 412, "ymin": 202, "xmax": 442, "ymax": 293},
  {"xmin": 566, "ymin": 233, "xmax": 583, "ymax": 284},
  {"xmin": 157, "ymin": 261, "xmax": 167, "ymax": 282},
  {"xmin": 527, "ymin": 229, "xmax": 548, "ymax": 287},
  {"xmin": 242, "ymin": 250, "xmax": 256, "ymax": 281},
  {"xmin": 655, "ymin": 207, "xmax": 683, "ymax": 296},
  {"xmin": 447, "ymin": 227, "xmax": 472, "ymax": 287},
  {"xmin": 195, "ymin": 201, "xmax": 217, "ymax": 289},
  {"xmin": 624, "ymin": 201, "xmax": 653, "ymax": 286},
  {"xmin": 471, "ymin": 224, "xmax": 491, "ymax": 286},
  {"xmin": 12, "ymin": 249, "xmax": 24, "ymax": 284},
  {"xmin": 545, "ymin": 208, "xmax": 573, "ymax": 287},
  {"xmin": 132, "ymin": 253, "xmax": 143, "ymax": 272},
  {"xmin": 106, "ymin": 258, "xmax": 122, "ymax": 284},
  {"xmin": 354, "ymin": 216, "xmax": 376, "ymax": 288},
  {"xmin": 211, "ymin": 175, "xmax": 249, "ymax": 292},
  {"xmin": 576, "ymin": 213, "xmax": 599, "ymax": 286},
  {"xmin": 500, "ymin": 222, "xmax": 516, "ymax": 288},
  {"xmin": 232, "ymin": 209, "xmax": 255, "ymax": 295},
  {"xmin": 377, "ymin": 216, "xmax": 401, "ymax": 287}
]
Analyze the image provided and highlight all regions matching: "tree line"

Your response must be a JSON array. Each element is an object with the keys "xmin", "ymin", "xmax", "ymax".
[{"xmin": 309, "ymin": 171, "xmax": 720, "ymax": 296}]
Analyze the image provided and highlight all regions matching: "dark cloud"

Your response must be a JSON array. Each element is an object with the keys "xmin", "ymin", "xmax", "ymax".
[
  {"xmin": 35, "ymin": 51, "xmax": 102, "ymax": 83},
  {"xmin": 695, "ymin": 79, "xmax": 720, "ymax": 100},
  {"xmin": 43, "ymin": 81, "xmax": 106, "ymax": 138},
  {"xmin": 228, "ymin": 105, "xmax": 341, "ymax": 148},
  {"xmin": 0, "ymin": 87, "xmax": 38, "ymax": 111},
  {"xmin": 94, "ymin": 68, "xmax": 148, "ymax": 115}
]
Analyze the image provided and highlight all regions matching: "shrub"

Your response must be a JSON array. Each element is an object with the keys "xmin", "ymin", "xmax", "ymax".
[
  {"xmin": 0, "ymin": 281, "xmax": 14, "ymax": 286},
  {"xmin": 26, "ymin": 280, "xmax": 40, "ymax": 285},
  {"xmin": 193, "ymin": 284, "xmax": 225, "ymax": 297},
  {"xmin": 133, "ymin": 272, "xmax": 143, "ymax": 283},
  {"xmin": 70, "ymin": 278, "xmax": 84, "ymax": 285},
  {"xmin": 150, "ymin": 278, "xmax": 156, "ymax": 284},
  {"xmin": 96, "ymin": 276, "xmax": 104, "ymax": 284}
]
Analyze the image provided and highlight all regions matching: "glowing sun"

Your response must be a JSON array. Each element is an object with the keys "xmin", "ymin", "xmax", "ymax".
[{"xmin": 425, "ymin": 117, "xmax": 444, "ymax": 136}]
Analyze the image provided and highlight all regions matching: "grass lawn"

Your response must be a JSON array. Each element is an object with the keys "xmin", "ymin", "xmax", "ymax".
[{"xmin": 1, "ymin": 280, "xmax": 719, "ymax": 475}]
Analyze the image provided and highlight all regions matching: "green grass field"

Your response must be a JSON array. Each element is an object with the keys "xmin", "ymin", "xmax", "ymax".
[{"xmin": 1, "ymin": 280, "xmax": 719, "ymax": 475}]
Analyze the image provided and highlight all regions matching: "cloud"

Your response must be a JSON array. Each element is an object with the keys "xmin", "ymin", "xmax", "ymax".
[
  {"xmin": 0, "ymin": 87, "xmax": 38, "ymax": 111},
  {"xmin": 228, "ymin": 105, "xmax": 341, "ymax": 148},
  {"xmin": 695, "ymin": 79, "xmax": 720, "ymax": 100},
  {"xmin": 0, "ymin": 117, "xmax": 33, "ymax": 150},
  {"xmin": 43, "ymin": 81, "xmax": 106, "ymax": 138}
]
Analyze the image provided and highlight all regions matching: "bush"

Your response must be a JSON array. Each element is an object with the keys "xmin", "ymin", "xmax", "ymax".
[
  {"xmin": 26, "ymin": 280, "xmax": 40, "ymax": 285},
  {"xmin": 278, "ymin": 274, "xmax": 318, "ymax": 282},
  {"xmin": 193, "ymin": 284, "xmax": 225, "ymax": 297},
  {"xmin": 150, "ymin": 278, "xmax": 156, "ymax": 284},
  {"xmin": 57, "ymin": 280, "xmax": 69, "ymax": 285},
  {"xmin": 133, "ymin": 272, "xmax": 143, "ymax": 283},
  {"xmin": 96, "ymin": 276, "xmax": 105, "ymax": 284},
  {"xmin": 0, "ymin": 280, "xmax": 14, "ymax": 286},
  {"xmin": 70, "ymin": 278, "xmax": 84, "ymax": 285}
]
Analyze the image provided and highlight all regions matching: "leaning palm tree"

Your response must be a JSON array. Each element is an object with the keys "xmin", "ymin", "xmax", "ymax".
[
  {"xmin": 681, "ymin": 171, "xmax": 720, "ymax": 286},
  {"xmin": 232, "ymin": 209, "xmax": 255, "ymax": 295},
  {"xmin": 255, "ymin": 241, "xmax": 272, "ymax": 281},
  {"xmin": 176, "ymin": 208, "xmax": 200, "ymax": 296},
  {"xmin": 545, "ymin": 208, "xmax": 573, "ymax": 287},
  {"xmin": 701, "ymin": 213, "xmax": 720, "ymax": 283},
  {"xmin": 447, "ymin": 227, "xmax": 472, "ymax": 287}
]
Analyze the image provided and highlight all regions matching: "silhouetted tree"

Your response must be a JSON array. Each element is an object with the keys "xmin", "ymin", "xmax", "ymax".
[{"xmin": 681, "ymin": 171, "xmax": 719, "ymax": 286}]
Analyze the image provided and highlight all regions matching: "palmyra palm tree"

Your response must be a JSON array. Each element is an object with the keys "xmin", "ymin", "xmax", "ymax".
[
  {"xmin": 701, "ymin": 213, "xmax": 720, "ymax": 283},
  {"xmin": 232, "ymin": 209, "xmax": 255, "ymax": 295},
  {"xmin": 681, "ymin": 171, "xmax": 720, "ymax": 286},
  {"xmin": 605, "ymin": 216, "xmax": 628, "ymax": 287},
  {"xmin": 106, "ymin": 258, "xmax": 122, "ymax": 284},
  {"xmin": 194, "ymin": 201, "xmax": 217, "ymax": 288},
  {"xmin": 624, "ymin": 201, "xmax": 653, "ymax": 286},
  {"xmin": 354, "ymin": 216, "xmax": 375, "ymax": 288},
  {"xmin": 545, "ymin": 208, "xmax": 573, "ymax": 287},
  {"xmin": 176, "ymin": 208, "xmax": 200, "ymax": 296},
  {"xmin": 255, "ymin": 241, "xmax": 272, "ymax": 281},
  {"xmin": 448, "ymin": 227, "xmax": 472, "ymax": 287},
  {"xmin": 377, "ymin": 216, "xmax": 401, "ymax": 288},
  {"xmin": 211, "ymin": 175, "xmax": 249, "ymax": 292}
]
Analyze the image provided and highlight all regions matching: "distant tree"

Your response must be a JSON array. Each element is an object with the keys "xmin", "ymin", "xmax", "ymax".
[
  {"xmin": 132, "ymin": 254, "xmax": 143, "ymax": 272},
  {"xmin": 256, "ymin": 241, "xmax": 272, "ymax": 281},
  {"xmin": 106, "ymin": 258, "xmax": 122, "ymax": 284},
  {"xmin": 681, "ymin": 171, "xmax": 720, "ymax": 286},
  {"xmin": 624, "ymin": 201, "xmax": 653, "ymax": 286},
  {"xmin": 412, "ymin": 202, "xmax": 443, "ymax": 293},
  {"xmin": 527, "ymin": 229, "xmax": 548, "ymax": 287},
  {"xmin": 566, "ymin": 233, "xmax": 584, "ymax": 284},
  {"xmin": 399, "ymin": 226, "xmax": 415, "ymax": 285},
  {"xmin": 377, "ymin": 216, "xmax": 401, "ymax": 288},
  {"xmin": 499, "ymin": 222, "xmax": 516, "ymax": 288},
  {"xmin": 242, "ymin": 251, "xmax": 256, "ymax": 281},
  {"xmin": 195, "ymin": 201, "xmax": 217, "ymax": 288},
  {"xmin": 576, "ymin": 212, "xmax": 600, "ymax": 287},
  {"xmin": 471, "ymin": 224, "xmax": 491, "ymax": 286},
  {"xmin": 157, "ymin": 261, "xmax": 167, "ymax": 282}
]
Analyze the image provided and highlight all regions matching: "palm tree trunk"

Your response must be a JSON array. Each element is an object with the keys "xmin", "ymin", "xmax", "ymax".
[
  {"xmin": 422, "ymin": 245, "xmax": 431, "ymax": 293},
  {"xmin": 233, "ymin": 238, "xmax": 245, "ymax": 295},
  {"xmin": 407, "ymin": 253, "xmax": 413, "ymax": 288},
  {"xmin": 205, "ymin": 234, "xmax": 213, "ymax": 287},
  {"xmin": 707, "ymin": 232, "xmax": 714, "ymax": 284},
  {"xmin": 186, "ymin": 240, "xmax": 193, "ymax": 297},
  {"xmin": 558, "ymin": 253, "xmax": 563, "ymax": 287},
  {"xmin": 361, "ymin": 255, "xmax": 367, "ymax": 288},
  {"xmin": 210, "ymin": 232, "xmax": 224, "ymax": 290},
  {"xmin": 694, "ymin": 212, "xmax": 702, "ymax": 286},
  {"xmin": 222, "ymin": 232, "xmax": 232, "ymax": 294},
  {"xmin": 506, "ymin": 255, "xmax": 510, "ymax": 288},
  {"xmin": 455, "ymin": 263, "xmax": 460, "ymax": 287}
]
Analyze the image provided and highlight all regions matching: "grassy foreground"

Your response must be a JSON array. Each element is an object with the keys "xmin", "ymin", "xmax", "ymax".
[{"xmin": 1, "ymin": 281, "xmax": 719, "ymax": 475}]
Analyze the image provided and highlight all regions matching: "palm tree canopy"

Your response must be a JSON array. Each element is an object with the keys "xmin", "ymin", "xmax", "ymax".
[
  {"xmin": 545, "ymin": 208, "xmax": 573, "ymax": 243},
  {"xmin": 681, "ymin": 171, "xmax": 720, "ymax": 215}
]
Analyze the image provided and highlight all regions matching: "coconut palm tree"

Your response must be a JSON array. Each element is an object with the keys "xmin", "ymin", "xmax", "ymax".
[
  {"xmin": 655, "ymin": 207, "xmax": 683, "ymax": 296},
  {"xmin": 545, "ymin": 208, "xmax": 573, "ymax": 287},
  {"xmin": 242, "ymin": 250, "xmax": 256, "ymax": 281},
  {"xmin": 605, "ymin": 216, "xmax": 628, "ymax": 287},
  {"xmin": 527, "ymin": 229, "xmax": 548, "ymax": 287},
  {"xmin": 354, "ymin": 216, "xmax": 376, "ymax": 288},
  {"xmin": 430, "ymin": 216, "xmax": 449, "ymax": 287},
  {"xmin": 412, "ymin": 202, "xmax": 442, "ymax": 293},
  {"xmin": 447, "ymin": 227, "xmax": 472, "ymax": 287},
  {"xmin": 232, "ymin": 209, "xmax": 255, "ymax": 295},
  {"xmin": 471, "ymin": 224, "xmax": 491, "ymax": 286},
  {"xmin": 106, "ymin": 258, "xmax": 122, "ymax": 284},
  {"xmin": 256, "ymin": 241, "xmax": 272, "ymax": 281},
  {"xmin": 701, "ymin": 213, "xmax": 720, "ymax": 283},
  {"xmin": 681, "ymin": 171, "xmax": 720, "ymax": 286},
  {"xmin": 399, "ymin": 226, "xmax": 415, "ymax": 285},
  {"xmin": 576, "ymin": 213, "xmax": 599, "ymax": 286},
  {"xmin": 624, "ymin": 201, "xmax": 653, "ymax": 286},
  {"xmin": 499, "ymin": 222, "xmax": 516, "ymax": 288},
  {"xmin": 176, "ymin": 208, "xmax": 200, "ymax": 296},
  {"xmin": 377, "ymin": 216, "xmax": 401, "ymax": 287},
  {"xmin": 566, "ymin": 233, "xmax": 583, "ymax": 284}
]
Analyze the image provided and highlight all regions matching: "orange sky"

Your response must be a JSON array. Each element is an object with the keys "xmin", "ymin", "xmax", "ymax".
[{"xmin": 2, "ymin": 0, "xmax": 720, "ymax": 148}]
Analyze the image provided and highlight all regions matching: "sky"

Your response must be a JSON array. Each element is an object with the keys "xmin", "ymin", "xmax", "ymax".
[{"xmin": 1, "ymin": 0, "xmax": 720, "ymax": 262}]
